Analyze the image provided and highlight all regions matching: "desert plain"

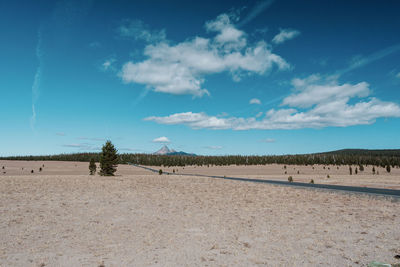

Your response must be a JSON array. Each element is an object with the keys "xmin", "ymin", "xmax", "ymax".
[{"xmin": 0, "ymin": 160, "xmax": 399, "ymax": 266}]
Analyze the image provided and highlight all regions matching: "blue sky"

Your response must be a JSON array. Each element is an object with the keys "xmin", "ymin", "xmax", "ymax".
[{"xmin": 1, "ymin": 0, "xmax": 400, "ymax": 156}]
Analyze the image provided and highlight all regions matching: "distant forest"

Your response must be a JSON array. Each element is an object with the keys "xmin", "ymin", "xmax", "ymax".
[{"xmin": 1, "ymin": 149, "xmax": 399, "ymax": 167}]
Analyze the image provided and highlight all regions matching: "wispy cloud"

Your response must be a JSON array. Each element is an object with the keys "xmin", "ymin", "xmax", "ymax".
[
  {"xmin": 145, "ymin": 75, "xmax": 400, "ymax": 130},
  {"xmin": 30, "ymin": 28, "xmax": 43, "ymax": 131},
  {"xmin": 396, "ymin": 72, "xmax": 400, "ymax": 79},
  {"xmin": 77, "ymin": 137, "xmax": 105, "ymax": 141},
  {"xmin": 260, "ymin": 138, "xmax": 275, "ymax": 143},
  {"xmin": 56, "ymin": 132, "xmax": 66, "ymax": 136},
  {"xmin": 249, "ymin": 98, "xmax": 261, "ymax": 105},
  {"xmin": 272, "ymin": 28, "xmax": 301, "ymax": 45},
  {"xmin": 62, "ymin": 143, "xmax": 101, "ymax": 151},
  {"xmin": 337, "ymin": 44, "xmax": 400, "ymax": 76},
  {"xmin": 118, "ymin": 19, "xmax": 166, "ymax": 43},
  {"xmin": 152, "ymin": 136, "xmax": 170, "ymax": 143},
  {"xmin": 120, "ymin": 13, "xmax": 289, "ymax": 97},
  {"xmin": 237, "ymin": 0, "xmax": 275, "ymax": 27}
]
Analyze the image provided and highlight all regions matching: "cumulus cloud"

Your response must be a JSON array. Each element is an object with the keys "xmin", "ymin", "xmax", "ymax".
[
  {"xmin": 282, "ymin": 74, "xmax": 370, "ymax": 108},
  {"xmin": 118, "ymin": 19, "xmax": 166, "ymax": 43},
  {"xmin": 272, "ymin": 29, "xmax": 300, "ymax": 45},
  {"xmin": 120, "ymin": 14, "xmax": 290, "ymax": 97},
  {"xmin": 152, "ymin": 136, "xmax": 170, "ymax": 143},
  {"xmin": 145, "ymin": 76, "xmax": 400, "ymax": 130},
  {"xmin": 250, "ymin": 98, "xmax": 261, "ymax": 105}
]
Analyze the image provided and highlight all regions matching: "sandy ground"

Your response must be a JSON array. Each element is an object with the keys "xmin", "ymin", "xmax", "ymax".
[
  {"xmin": 0, "ymin": 161, "xmax": 399, "ymax": 266},
  {"xmin": 1, "ymin": 160, "xmax": 399, "ymax": 189}
]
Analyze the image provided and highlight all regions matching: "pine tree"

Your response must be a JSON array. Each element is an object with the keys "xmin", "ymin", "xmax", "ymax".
[
  {"xmin": 89, "ymin": 158, "xmax": 97, "ymax": 175},
  {"xmin": 386, "ymin": 165, "xmax": 391, "ymax": 173},
  {"xmin": 99, "ymin": 141, "xmax": 118, "ymax": 176}
]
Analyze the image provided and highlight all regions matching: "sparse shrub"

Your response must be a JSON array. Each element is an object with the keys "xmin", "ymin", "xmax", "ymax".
[
  {"xmin": 39, "ymin": 167, "xmax": 42, "ymax": 172},
  {"xmin": 297, "ymin": 170, "xmax": 300, "ymax": 174},
  {"xmin": 89, "ymin": 158, "xmax": 97, "ymax": 175},
  {"xmin": 323, "ymin": 166, "xmax": 326, "ymax": 169},
  {"xmin": 288, "ymin": 176, "xmax": 293, "ymax": 182},
  {"xmin": 42, "ymin": 164, "xmax": 45, "ymax": 168},
  {"xmin": 159, "ymin": 169, "xmax": 163, "ymax": 175},
  {"xmin": 355, "ymin": 168, "xmax": 358, "ymax": 175},
  {"xmin": 284, "ymin": 171, "xmax": 287, "ymax": 174},
  {"xmin": 349, "ymin": 166, "xmax": 352, "ymax": 175},
  {"xmin": 1, "ymin": 166, "xmax": 4, "ymax": 169},
  {"xmin": 386, "ymin": 165, "xmax": 391, "ymax": 173},
  {"xmin": 31, "ymin": 170, "xmax": 34, "ymax": 173},
  {"xmin": 99, "ymin": 140, "xmax": 118, "ymax": 176},
  {"xmin": 173, "ymin": 169, "xmax": 175, "ymax": 173},
  {"xmin": 372, "ymin": 166, "xmax": 376, "ymax": 175},
  {"xmin": 359, "ymin": 165, "xmax": 364, "ymax": 171},
  {"xmin": 284, "ymin": 165, "xmax": 287, "ymax": 169},
  {"xmin": 310, "ymin": 179, "xmax": 314, "ymax": 184},
  {"xmin": 327, "ymin": 174, "xmax": 330, "ymax": 178}
]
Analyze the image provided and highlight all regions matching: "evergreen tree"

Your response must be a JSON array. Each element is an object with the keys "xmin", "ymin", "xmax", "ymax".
[
  {"xmin": 99, "ymin": 141, "xmax": 118, "ymax": 176},
  {"xmin": 386, "ymin": 165, "xmax": 391, "ymax": 173},
  {"xmin": 89, "ymin": 158, "xmax": 97, "ymax": 175},
  {"xmin": 372, "ymin": 166, "xmax": 376, "ymax": 175},
  {"xmin": 349, "ymin": 166, "xmax": 352, "ymax": 175}
]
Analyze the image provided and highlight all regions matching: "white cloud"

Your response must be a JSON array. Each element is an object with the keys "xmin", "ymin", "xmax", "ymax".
[
  {"xmin": 102, "ymin": 58, "xmax": 116, "ymax": 71},
  {"xmin": 120, "ymin": 14, "xmax": 290, "ymax": 97},
  {"xmin": 260, "ymin": 138, "xmax": 275, "ymax": 143},
  {"xmin": 152, "ymin": 136, "xmax": 170, "ymax": 143},
  {"xmin": 282, "ymin": 74, "xmax": 370, "ymax": 108},
  {"xmin": 250, "ymin": 98, "xmax": 261, "ymax": 105},
  {"xmin": 396, "ymin": 72, "xmax": 400, "ymax": 78},
  {"xmin": 272, "ymin": 29, "xmax": 300, "ymax": 45},
  {"xmin": 118, "ymin": 19, "xmax": 166, "ymax": 43},
  {"xmin": 145, "ymin": 76, "xmax": 400, "ymax": 130}
]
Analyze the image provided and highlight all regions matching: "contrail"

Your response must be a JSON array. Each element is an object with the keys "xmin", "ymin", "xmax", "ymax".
[
  {"xmin": 237, "ymin": 0, "xmax": 276, "ymax": 27},
  {"xmin": 336, "ymin": 43, "xmax": 400, "ymax": 76},
  {"xmin": 30, "ymin": 28, "xmax": 43, "ymax": 131}
]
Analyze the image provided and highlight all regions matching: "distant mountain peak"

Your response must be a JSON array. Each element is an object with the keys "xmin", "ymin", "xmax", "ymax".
[
  {"xmin": 154, "ymin": 145, "xmax": 176, "ymax": 155},
  {"xmin": 153, "ymin": 145, "xmax": 196, "ymax": 156}
]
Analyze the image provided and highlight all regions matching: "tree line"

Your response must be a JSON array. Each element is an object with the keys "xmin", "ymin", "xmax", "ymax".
[{"xmin": 1, "ymin": 149, "xmax": 399, "ymax": 168}]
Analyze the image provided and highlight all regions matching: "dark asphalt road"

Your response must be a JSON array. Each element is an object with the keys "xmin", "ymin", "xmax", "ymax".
[{"xmin": 127, "ymin": 163, "xmax": 400, "ymax": 198}]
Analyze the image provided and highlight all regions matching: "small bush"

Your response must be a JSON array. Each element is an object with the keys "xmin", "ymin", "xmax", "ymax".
[
  {"xmin": 288, "ymin": 176, "xmax": 293, "ymax": 182},
  {"xmin": 327, "ymin": 174, "xmax": 330, "ymax": 178},
  {"xmin": 297, "ymin": 170, "xmax": 300, "ymax": 174},
  {"xmin": 39, "ymin": 167, "xmax": 42, "ymax": 172},
  {"xmin": 31, "ymin": 170, "xmax": 34, "ymax": 173},
  {"xmin": 310, "ymin": 179, "xmax": 314, "ymax": 184},
  {"xmin": 1, "ymin": 166, "xmax": 4, "ymax": 170},
  {"xmin": 284, "ymin": 171, "xmax": 287, "ymax": 174},
  {"xmin": 159, "ymin": 169, "xmax": 163, "ymax": 175}
]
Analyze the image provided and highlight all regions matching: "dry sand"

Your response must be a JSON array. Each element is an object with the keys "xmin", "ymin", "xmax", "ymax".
[{"xmin": 0, "ymin": 160, "xmax": 399, "ymax": 266}]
